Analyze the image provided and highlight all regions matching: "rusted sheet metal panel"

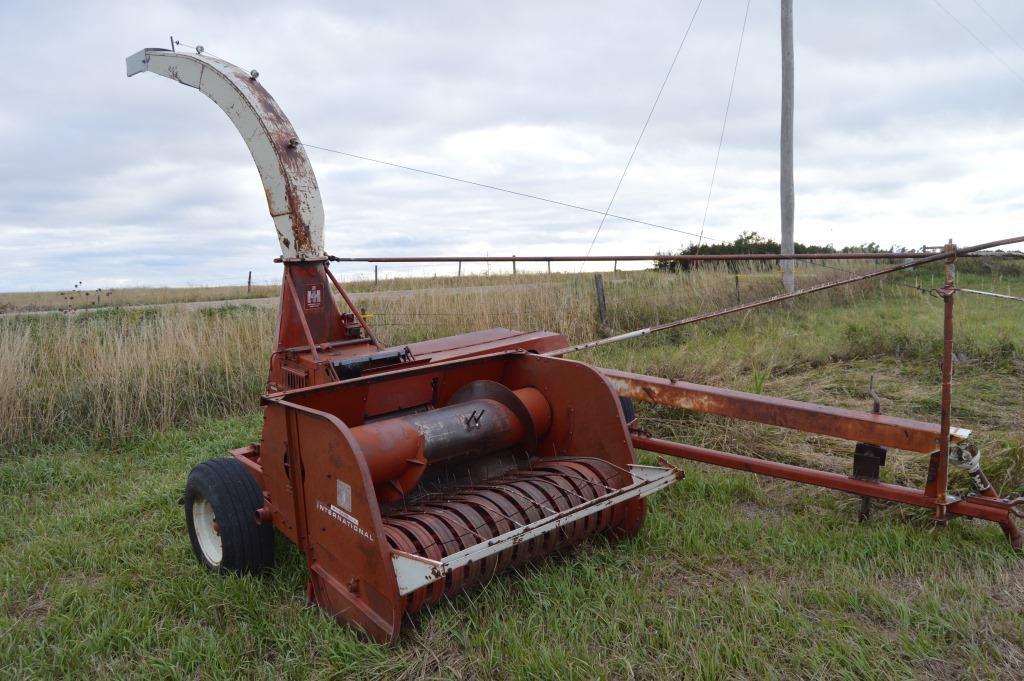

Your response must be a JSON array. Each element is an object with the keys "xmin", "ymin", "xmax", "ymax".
[
  {"xmin": 601, "ymin": 368, "xmax": 969, "ymax": 453},
  {"xmin": 127, "ymin": 48, "xmax": 324, "ymax": 261},
  {"xmin": 407, "ymin": 329, "xmax": 568, "ymax": 363}
]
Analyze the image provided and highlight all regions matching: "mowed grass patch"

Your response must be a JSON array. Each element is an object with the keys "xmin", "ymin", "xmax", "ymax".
[
  {"xmin": 3, "ymin": 347, "xmax": 1024, "ymax": 678},
  {"xmin": 1, "ymin": 412, "xmax": 1022, "ymax": 679}
]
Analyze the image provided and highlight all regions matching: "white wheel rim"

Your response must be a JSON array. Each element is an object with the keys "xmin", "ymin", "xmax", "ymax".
[{"xmin": 192, "ymin": 496, "xmax": 223, "ymax": 566}]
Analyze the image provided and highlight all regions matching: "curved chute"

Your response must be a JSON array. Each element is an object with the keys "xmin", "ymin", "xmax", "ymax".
[{"xmin": 127, "ymin": 47, "xmax": 325, "ymax": 261}]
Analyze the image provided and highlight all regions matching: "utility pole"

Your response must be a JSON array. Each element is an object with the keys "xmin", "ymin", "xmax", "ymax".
[{"xmin": 780, "ymin": 0, "xmax": 796, "ymax": 293}]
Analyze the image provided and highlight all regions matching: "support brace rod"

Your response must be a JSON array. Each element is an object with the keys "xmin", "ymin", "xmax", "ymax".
[
  {"xmin": 959, "ymin": 287, "xmax": 1024, "ymax": 303},
  {"xmin": 283, "ymin": 268, "xmax": 320, "ymax": 363},
  {"xmin": 323, "ymin": 264, "xmax": 381, "ymax": 348},
  {"xmin": 632, "ymin": 435, "xmax": 1016, "ymax": 529}
]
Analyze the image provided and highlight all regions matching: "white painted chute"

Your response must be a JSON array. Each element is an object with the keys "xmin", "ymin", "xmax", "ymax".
[{"xmin": 127, "ymin": 47, "xmax": 325, "ymax": 261}]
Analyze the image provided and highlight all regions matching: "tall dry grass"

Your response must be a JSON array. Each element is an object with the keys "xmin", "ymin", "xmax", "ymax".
[
  {"xmin": 0, "ymin": 308, "xmax": 273, "ymax": 450},
  {"xmin": 0, "ymin": 263, "xmax": 903, "ymax": 451},
  {"xmin": 356, "ymin": 264, "xmax": 890, "ymax": 345}
]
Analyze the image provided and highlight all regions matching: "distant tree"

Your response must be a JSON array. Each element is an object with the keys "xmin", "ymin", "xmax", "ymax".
[{"xmin": 655, "ymin": 231, "xmax": 837, "ymax": 272}]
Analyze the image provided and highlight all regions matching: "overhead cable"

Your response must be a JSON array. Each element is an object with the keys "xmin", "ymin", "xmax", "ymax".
[
  {"xmin": 299, "ymin": 141, "xmax": 723, "ymax": 242},
  {"xmin": 583, "ymin": 0, "xmax": 705, "ymax": 256},
  {"xmin": 697, "ymin": 0, "xmax": 753, "ymax": 249},
  {"xmin": 931, "ymin": 0, "xmax": 1024, "ymax": 88}
]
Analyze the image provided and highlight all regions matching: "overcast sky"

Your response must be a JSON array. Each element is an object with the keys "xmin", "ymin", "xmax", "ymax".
[{"xmin": 1, "ymin": 0, "xmax": 1023, "ymax": 290}]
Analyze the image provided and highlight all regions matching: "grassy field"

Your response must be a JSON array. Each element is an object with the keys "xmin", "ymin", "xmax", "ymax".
[
  {"xmin": 0, "ymin": 269, "xmax": 677, "ymax": 313},
  {"xmin": 2, "ymin": 261, "xmax": 1024, "ymax": 678},
  {"xmin": 0, "ymin": 264, "xmax": 878, "ymax": 451}
]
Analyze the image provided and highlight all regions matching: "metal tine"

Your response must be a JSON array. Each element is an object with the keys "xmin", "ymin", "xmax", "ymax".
[
  {"xmin": 405, "ymin": 487, "xmax": 460, "ymax": 505},
  {"xmin": 511, "ymin": 472, "xmax": 588, "ymax": 502},
  {"xmin": 540, "ymin": 468, "xmax": 617, "ymax": 494},
  {"xmin": 396, "ymin": 515, "xmax": 455, "ymax": 558},
  {"xmin": 456, "ymin": 481, "xmax": 539, "ymax": 500},
  {"xmin": 398, "ymin": 494, "xmax": 468, "ymax": 513},
  {"xmin": 516, "ymin": 475, "xmax": 581, "ymax": 522},
  {"xmin": 398, "ymin": 477, "xmax": 501, "ymax": 507},
  {"xmin": 569, "ymin": 467, "xmax": 622, "ymax": 493},
  {"xmin": 393, "ymin": 508, "xmax": 491, "ymax": 542},
  {"xmin": 447, "ymin": 492, "xmax": 530, "ymax": 568},
  {"xmin": 391, "ymin": 509, "xmax": 475, "ymax": 552},
  {"xmin": 565, "ymin": 457, "xmax": 634, "ymax": 476},
  {"xmin": 524, "ymin": 477, "xmax": 585, "ymax": 542},
  {"xmin": 456, "ymin": 483, "xmax": 513, "ymax": 494},
  {"xmin": 492, "ymin": 482, "xmax": 573, "ymax": 552},
  {"xmin": 395, "ymin": 529, "xmax": 442, "ymax": 556},
  {"xmin": 496, "ymin": 484, "xmax": 557, "ymax": 515},
  {"xmin": 417, "ymin": 505, "xmax": 489, "ymax": 542},
  {"xmin": 448, "ymin": 493, "xmax": 527, "ymax": 528}
]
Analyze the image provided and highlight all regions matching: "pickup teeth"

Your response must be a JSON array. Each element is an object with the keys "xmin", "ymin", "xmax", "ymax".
[{"xmin": 383, "ymin": 458, "xmax": 631, "ymax": 614}]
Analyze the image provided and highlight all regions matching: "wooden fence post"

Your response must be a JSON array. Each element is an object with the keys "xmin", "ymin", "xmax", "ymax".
[
  {"xmin": 594, "ymin": 273, "xmax": 609, "ymax": 334},
  {"xmin": 247, "ymin": 270, "xmax": 252, "ymax": 293},
  {"xmin": 374, "ymin": 265, "xmax": 378, "ymax": 287}
]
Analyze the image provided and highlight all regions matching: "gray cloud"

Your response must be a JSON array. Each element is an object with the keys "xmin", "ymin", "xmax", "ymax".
[{"xmin": 1, "ymin": 0, "xmax": 1023, "ymax": 290}]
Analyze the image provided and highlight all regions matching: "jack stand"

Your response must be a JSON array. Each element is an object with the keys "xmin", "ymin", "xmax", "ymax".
[{"xmin": 852, "ymin": 442, "xmax": 887, "ymax": 521}]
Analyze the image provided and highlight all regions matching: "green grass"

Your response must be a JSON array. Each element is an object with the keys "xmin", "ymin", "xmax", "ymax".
[
  {"xmin": 2, "ymin": 412, "xmax": 1022, "ymax": 679},
  {"xmin": 3, "ymin": 264, "xmax": 1024, "ymax": 678}
]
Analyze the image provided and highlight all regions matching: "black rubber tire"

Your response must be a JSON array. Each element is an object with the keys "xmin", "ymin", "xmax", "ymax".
[
  {"xmin": 619, "ymin": 396, "xmax": 637, "ymax": 425},
  {"xmin": 184, "ymin": 457, "xmax": 274, "ymax": 574}
]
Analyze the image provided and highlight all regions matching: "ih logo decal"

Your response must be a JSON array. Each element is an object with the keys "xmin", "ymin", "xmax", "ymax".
[{"xmin": 305, "ymin": 284, "xmax": 322, "ymax": 310}]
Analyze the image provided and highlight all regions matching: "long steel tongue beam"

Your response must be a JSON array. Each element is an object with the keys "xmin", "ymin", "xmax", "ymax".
[{"xmin": 601, "ymin": 369, "xmax": 969, "ymax": 453}]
